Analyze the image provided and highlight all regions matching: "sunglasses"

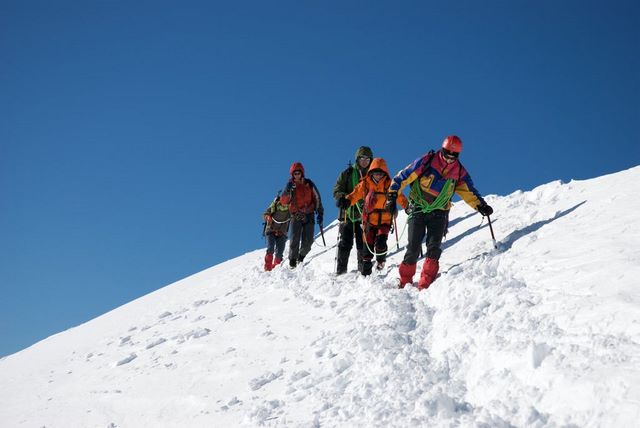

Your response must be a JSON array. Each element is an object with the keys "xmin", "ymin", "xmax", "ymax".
[
  {"xmin": 293, "ymin": 171, "xmax": 302, "ymax": 175},
  {"xmin": 442, "ymin": 149, "xmax": 459, "ymax": 159},
  {"xmin": 358, "ymin": 156, "xmax": 371, "ymax": 162}
]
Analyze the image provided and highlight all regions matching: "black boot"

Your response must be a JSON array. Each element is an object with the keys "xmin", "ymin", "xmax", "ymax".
[
  {"xmin": 336, "ymin": 247, "xmax": 349, "ymax": 274},
  {"xmin": 289, "ymin": 258, "xmax": 297, "ymax": 268},
  {"xmin": 361, "ymin": 260, "xmax": 373, "ymax": 276}
]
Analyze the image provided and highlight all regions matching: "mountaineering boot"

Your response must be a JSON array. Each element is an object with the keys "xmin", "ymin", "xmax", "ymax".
[
  {"xmin": 417, "ymin": 258, "xmax": 439, "ymax": 290},
  {"xmin": 361, "ymin": 260, "xmax": 373, "ymax": 276},
  {"xmin": 297, "ymin": 254, "xmax": 305, "ymax": 264},
  {"xmin": 264, "ymin": 254, "xmax": 274, "ymax": 271},
  {"xmin": 273, "ymin": 257, "xmax": 282, "ymax": 268},
  {"xmin": 289, "ymin": 258, "xmax": 297, "ymax": 268},
  {"xmin": 376, "ymin": 261, "xmax": 385, "ymax": 271},
  {"xmin": 336, "ymin": 247, "xmax": 349, "ymax": 275},
  {"xmin": 398, "ymin": 262, "xmax": 417, "ymax": 288}
]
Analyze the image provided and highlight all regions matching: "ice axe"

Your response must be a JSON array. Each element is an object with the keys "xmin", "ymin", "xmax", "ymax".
[{"xmin": 486, "ymin": 214, "xmax": 498, "ymax": 249}]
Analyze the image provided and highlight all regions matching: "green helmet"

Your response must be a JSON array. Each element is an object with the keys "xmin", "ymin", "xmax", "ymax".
[{"xmin": 354, "ymin": 146, "xmax": 373, "ymax": 161}]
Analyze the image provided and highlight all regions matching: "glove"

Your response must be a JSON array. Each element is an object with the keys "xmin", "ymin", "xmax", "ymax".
[
  {"xmin": 316, "ymin": 212, "xmax": 324, "ymax": 225},
  {"xmin": 264, "ymin": 214, "xmax": 272, "ymax": 223},
  {"xmin": 384, "ymin": 191, "xmax": 398, "ymax": 213},
  {"xmin": 478, "ymin": 202, "xmax": 493, "ymax": 216},
  {"xmin": 337, "ymin": 197, "xmax": 350, "ymax": 209}
]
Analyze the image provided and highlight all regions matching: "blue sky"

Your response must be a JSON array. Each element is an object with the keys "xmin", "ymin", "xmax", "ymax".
[{"xmin": 1, "ymin": 0, "xmax": 638, "ymax": 357}]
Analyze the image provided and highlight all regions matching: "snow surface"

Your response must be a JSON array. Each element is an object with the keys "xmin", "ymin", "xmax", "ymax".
[{"xmin": 2, "ymin": 166, "xmax": 640, "ymax": 427}]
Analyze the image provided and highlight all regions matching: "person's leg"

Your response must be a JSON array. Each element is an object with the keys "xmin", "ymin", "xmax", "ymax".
[
  {"xmin": 336, "ymin": 221, "xmax": 354, "ymax": 274},
  {"xmin": 288, "ymin": 219, "xmax": 302, "ymax": 267},
  {"xmin": 418, "ymin": 210, "xmax": 448, "ymax": 289},
  {"xmin": 375, "ymin": 224, "xmax": 390, "ymax": 268},
  {"xmin": 274, "ymin": 234, "xmax": 286, "ymax": 267},
  {"xmin": 399, "ymin": 212, "xmax": 427, "ymax": 287},
  {"xmin": 264, "ymin": 234, "xmax": 276, "ymax": 271},
  {"xmin": 361, "ymin": 224, "xmax": 375, "ymax": 275},
  {"xmin": 298, "ymin": 214, "xmax": 315, "ymax": 262}
]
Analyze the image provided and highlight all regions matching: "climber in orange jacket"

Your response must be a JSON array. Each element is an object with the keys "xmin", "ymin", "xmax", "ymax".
[{"xmin": 338, "ymin": 158, "xmax": 408, "ymax": 275}]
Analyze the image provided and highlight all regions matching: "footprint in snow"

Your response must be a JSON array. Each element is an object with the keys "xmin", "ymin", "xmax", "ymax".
[
  {"xmin": 116, "ymin": 353, "xmax": 137, "ymax": 366},
  {"xmin": 248, "ymin": 370, "xmax": 284, "ymax": 390}
]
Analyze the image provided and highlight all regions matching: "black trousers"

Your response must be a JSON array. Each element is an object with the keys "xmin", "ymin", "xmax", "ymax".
[
  {"xmin": 289, "ymin": 213, "xmax": 315, "ymax": 261},
  {"xmin": 336, "ymin": 220, "xmax": 364, "ymax": 271},
  {"xmin": 403, "ymin": 210, "xmax": 449, "ymax": 265}
]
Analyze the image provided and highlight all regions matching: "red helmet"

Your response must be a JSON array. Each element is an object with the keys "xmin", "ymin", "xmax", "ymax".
[
  {"xmin": 289, "ymin": 162, "xmax": 305, "ymax": 177},
  {"xmin": 442, "ymin": 135, "xmax": 463, "ymax": 153}
]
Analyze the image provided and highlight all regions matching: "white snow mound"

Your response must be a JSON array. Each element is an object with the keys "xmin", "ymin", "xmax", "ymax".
[{"xmin": 2, "ymin": 166, "xmax": 640, "ymax": 427}]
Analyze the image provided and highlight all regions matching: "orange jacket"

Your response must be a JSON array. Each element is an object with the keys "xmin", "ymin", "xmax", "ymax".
[{"xmin": 345, "ymin": 158, "xmax": 408, "ymax": 226}]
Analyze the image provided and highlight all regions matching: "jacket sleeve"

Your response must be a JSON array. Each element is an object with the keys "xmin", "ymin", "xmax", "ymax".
[
  {"xmin": 389, "ymin": 153, "xmax": 430, "ymax": 193},
  {"xmin": 345, "ymin": 181, "xmax": 365, "ymax": 205},
  {"xmin": 310, "ymin": 180, "xmax": 324, "ymax": 214},
  {"xmin": 454, "ymin": 169, "xmax": 485, "ymax": 210},
  {"xmin": 279, "ymin": 180, "xmax": 294, "ymax": 206},
  {"xmin": 397, "ymin": 193, "xmax": 409, "ymax": 210},
  {"xmin": 332, "ymin": 167, "xmax": 351, "ymax": 200}
]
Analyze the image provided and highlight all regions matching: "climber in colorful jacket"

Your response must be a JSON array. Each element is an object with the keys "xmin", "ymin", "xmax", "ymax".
[
  {"xmin": 262, "ymin": 194, "xmax": 290, "ymax": 271},
  {"xmin": 332, "ymin": 146, "xmax": 373, "ymax": 275},
  {"xmin": 280, "ymin": 162, "xmax": 324, "ymax": 268},
  {"xmin": 384, "ymin": 135, "xmax": 493, "ymax": 289},
  {"xmin": 338, "ymin": 157, "xmax": 408, "ymax": 276}
]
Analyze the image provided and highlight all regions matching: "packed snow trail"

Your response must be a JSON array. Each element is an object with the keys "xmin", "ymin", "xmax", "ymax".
[{"xmin": 1, "ymin": 167, "xmax": 639, "ymax": 427}]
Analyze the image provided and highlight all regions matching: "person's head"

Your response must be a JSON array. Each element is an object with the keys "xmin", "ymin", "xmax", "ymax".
[
  {"xmin": 354, "ymin": 146, "xmax": 373, "ymax": 169},
  {"xmin": 289, "ymin": 162, "xmax": 305, "ymax": 181},
  {"xmin": 369, "ymin": 169, "xmax": 385, "ymax": 183},
  {"xmin": 367, "ymin": 158, "xmax": 389, "ymax": 183},
  {"xmin": 441, "ymin": 135, "xmax": 462, "ymax": 164}
]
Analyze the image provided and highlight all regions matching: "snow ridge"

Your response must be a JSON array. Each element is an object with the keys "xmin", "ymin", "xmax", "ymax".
[{"xmin": 1, "ymin": 167, "xmax": 640, "ymax": 427}]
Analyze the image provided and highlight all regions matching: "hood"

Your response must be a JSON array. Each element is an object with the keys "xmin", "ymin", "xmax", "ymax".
[
  {"xmin": 289, "ymin": 162, "xmax": 305, "ymax": 177},
  {"xmin": 367, "ymin": 157, "xmax": 390, "ymax": 177},
  {"xmin": 354, "ymin": 146, "xmax": 373, "ymax": 161}
]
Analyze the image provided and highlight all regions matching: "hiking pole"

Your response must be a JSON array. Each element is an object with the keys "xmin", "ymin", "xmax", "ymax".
[
  {"xmin": 319, "ymin": 223, "xmax": 326, "ymax": 246},
  {"xmin": 393, "ymin": 216, "xmax": 400, "ymax": 250},
  {"xmin": 487, "ymin": 214, "xmax": 498, "ymax": 249}
]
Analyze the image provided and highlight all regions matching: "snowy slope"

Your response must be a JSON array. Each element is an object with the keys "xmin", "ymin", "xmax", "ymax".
[{"xmin": 2, "ymin": 166, "xmax": 640, "ymax": 427}]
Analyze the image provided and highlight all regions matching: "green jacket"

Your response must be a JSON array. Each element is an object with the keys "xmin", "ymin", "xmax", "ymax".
[
  {"xmin": 263, "ymin": 199, "xmax": 290, "ymax": 236},
  {"xmin": 333, "ymin": 164, "xmax": 369, "ymax": 222}
]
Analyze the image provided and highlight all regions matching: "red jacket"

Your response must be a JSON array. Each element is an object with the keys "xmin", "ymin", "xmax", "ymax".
[{"xmin": 280, "ymin": 162, "xmax": 323, "ymax": 215}]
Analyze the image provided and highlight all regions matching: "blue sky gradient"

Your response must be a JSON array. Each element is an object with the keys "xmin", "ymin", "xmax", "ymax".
[{"xmin": 1, "ymin": 0, "xmax": 639, "ymax": 356}]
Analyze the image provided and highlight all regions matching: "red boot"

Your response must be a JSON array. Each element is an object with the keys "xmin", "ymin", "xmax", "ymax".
[
  {"xmin": 399, "ymin": 262, "xmax": 417, "ymax": 288},
  {"xmin": 264, "ymin": 254, "xmax": 274, "ymax": 271},
  {"xmin": 273, "ymin": 257, "xmax": 282, "ymax": 268},
  {"xmin": 417, "ymin": 258, "xmax": 439, "ymax": 290}
]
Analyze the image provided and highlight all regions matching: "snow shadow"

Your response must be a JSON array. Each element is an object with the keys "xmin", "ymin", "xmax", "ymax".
[
  {"xmin": 441, "ymin": 201, "xmax": 585, "ymax": 274},
  {"xmin": 442, "ymin": 217, "xmax": 494, "ymax": 251},
  {"xmin": 447, "ymin": 211, "xmax": 477, "ymax": 228},
  {"xmin": 498, "ymin": 201, "xmax": 586, "ymax": 252}
]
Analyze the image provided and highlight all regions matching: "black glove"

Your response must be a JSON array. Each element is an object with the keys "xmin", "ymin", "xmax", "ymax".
[
  {"xmin": 384, "ymin": 191, "xmax": 398, "ymax": 213},
  {"xmin": 316, "ymin": 211, "xmax": 324, "ymax": 225},
  {"xmin": 285, "ymin": 181, "xmax": 295, "ymax": 193},
  {"xmin": 478, "ymin": 202, "xmax": 493, "ymax": 216},
  {"xmin": 337, "ymin": 197, "xmax": 350, "ymax": 209}
]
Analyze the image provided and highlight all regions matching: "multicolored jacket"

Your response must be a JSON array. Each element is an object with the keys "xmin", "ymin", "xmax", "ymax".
[
  {"xmin": 280, "ymin": 162, "xmax": 324, "ymax": 216},
  {"xmin": 389, "ymin": 150, "xmax": 486, "ymax": 212},
  {"xmin": 346, "ymin": 158, "xmax": 408, "ymax": 226},
  {"xmin": 263, "ymin": 199, "xmax": 290, "ymax": 236}
]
